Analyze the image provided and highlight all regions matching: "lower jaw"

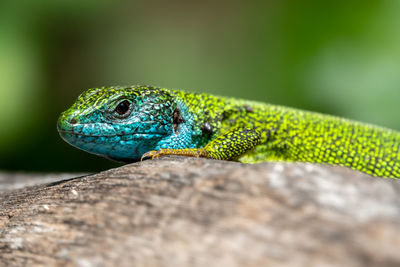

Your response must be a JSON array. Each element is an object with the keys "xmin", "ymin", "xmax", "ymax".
[{"xmin": 59, "ymin": 132, "xmax": 164, "ymax": 162}]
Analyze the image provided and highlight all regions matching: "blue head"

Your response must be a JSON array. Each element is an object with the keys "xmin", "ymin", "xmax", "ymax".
[{"xmin": 57, "ymin": 86, "xmax": 184, "ymax": 161}]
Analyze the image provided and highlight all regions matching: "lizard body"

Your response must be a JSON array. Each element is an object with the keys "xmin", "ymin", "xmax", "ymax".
[{"xmin": 57, "ymin": 85, "xmax": 400, "ymax": 178}]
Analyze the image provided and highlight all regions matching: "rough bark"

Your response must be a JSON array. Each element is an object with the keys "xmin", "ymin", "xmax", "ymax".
[{"xmin": 1, "ymin": 157, "xmax": 400, "ymax": 267}]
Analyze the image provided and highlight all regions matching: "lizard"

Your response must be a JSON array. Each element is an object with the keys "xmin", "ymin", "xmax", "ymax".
[{"xmin": 57, "ymin": 85, "xmax": 400, "ymax": 178}]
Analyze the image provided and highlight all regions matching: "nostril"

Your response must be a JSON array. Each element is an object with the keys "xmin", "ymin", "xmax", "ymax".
[{"xmin": 70, "ymin": 118, "xmax": 78, "ymax": 124}]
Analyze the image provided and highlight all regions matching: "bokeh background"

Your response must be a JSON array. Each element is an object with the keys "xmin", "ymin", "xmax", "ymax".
[{"xmin": 1, "ymin": 0, "xmax": 400, "ymax": 172}]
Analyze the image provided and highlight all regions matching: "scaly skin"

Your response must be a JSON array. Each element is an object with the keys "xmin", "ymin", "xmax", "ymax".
[{"xmin": 57, "ymin": 85, "xmax": 400, "ymax": 178}]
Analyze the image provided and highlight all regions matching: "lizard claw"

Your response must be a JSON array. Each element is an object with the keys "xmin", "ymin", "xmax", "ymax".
[
  {"xmin": 141, "ymin": 150, "xmax": 160, "ymax": 161},
  {"xmin": 141, "ymin": 148, "xmax": 207, "ymax": 161}
]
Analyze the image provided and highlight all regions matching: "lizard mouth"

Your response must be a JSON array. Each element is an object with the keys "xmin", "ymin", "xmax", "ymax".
[
  {"xmin": 58, "ymin": 130, "xmax": 161, "ymax": 138},
  {"xmin": 57, "ymin": 116, "xmax": 168, "ymax": 138}
]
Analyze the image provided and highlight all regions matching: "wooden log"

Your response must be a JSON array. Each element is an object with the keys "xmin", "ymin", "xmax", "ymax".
[{"xmin": 1, "ymin": 157, "xmax": 400, "ymax": 266}]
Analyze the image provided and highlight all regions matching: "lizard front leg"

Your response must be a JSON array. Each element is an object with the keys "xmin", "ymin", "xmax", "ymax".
[{"xmin": 141, "ymin": 128, "xmax": 262, "ymax": 161}]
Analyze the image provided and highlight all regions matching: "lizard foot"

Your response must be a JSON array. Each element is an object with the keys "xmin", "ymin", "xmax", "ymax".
[
  {"xmin": 141, "ymin": 148, "xmax": 206, "ymax": 161},
  {"xmin": 141, "ymin": 150, "xmax": 161, "ymax": 161}
]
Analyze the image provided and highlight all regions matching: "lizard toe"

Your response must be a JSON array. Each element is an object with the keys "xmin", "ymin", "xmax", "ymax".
[{"xmin": 141, "ymin": 150, "xmax": 159, "ymax": 161}]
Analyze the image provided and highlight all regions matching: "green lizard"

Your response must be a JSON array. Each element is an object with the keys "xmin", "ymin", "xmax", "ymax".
[{"xmin": 57, "ymin": 85, "xmax": 400, "ymax": 178}]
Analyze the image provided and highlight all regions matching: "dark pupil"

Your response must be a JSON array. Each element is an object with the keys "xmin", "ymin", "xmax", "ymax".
[{"xmin": 115, "ymin": 100, "xmax": 130, "ymax": 115}]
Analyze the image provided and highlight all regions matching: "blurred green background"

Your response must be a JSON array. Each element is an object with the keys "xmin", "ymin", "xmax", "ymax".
[{"xmin": 1, "ymin": 0, "xmax": 399, "ymax": 172}]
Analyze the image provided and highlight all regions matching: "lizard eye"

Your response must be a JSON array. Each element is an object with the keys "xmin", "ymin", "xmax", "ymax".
[{"xmin": 115, "ymin": 100, "xmax": 131, "ymax": 116}]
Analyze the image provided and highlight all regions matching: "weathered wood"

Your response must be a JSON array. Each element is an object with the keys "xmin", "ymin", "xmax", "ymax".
[
  {"xmin": 1, "ymin": 157, "xmax": 400, "ymax": 267},
  {"xmin": 0, "ymin": 172, "xmax": 87, "ymax": 193}
]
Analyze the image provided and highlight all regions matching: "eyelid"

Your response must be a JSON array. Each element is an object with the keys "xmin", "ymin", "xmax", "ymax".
[{"xmin": 109, "ymin": 98, "xmax": 131, "ymax": 110}]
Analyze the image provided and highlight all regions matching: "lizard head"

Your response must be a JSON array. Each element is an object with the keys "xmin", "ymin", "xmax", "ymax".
[{"xmin": 57, "ymin": 85, "xmax": 176, "ymax": 162}]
